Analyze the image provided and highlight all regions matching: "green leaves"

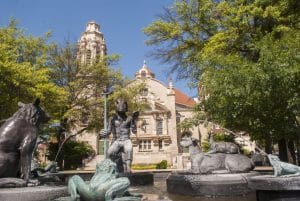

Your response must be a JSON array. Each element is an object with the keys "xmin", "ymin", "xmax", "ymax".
[
  {"xmin": 144, "ymin": 0, "xmax": 300, "ymax": 150},
  {"xmin": 0, "ymin": 19, "xmax": 66, "ymax": 120}
]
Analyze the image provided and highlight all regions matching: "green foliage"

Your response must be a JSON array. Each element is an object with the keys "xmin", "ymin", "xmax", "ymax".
[
  {"xmin": 177, "ymin": 110, "xmax": 206, "ymax": 131},
  {"xmin": 240, "ymin": 148, "xmax": 251, "ymax": 157},
  {"xmin": 48, "ymin": 141, "xmax": 95, "ymax": 170},
  {"xmin": 213, "ymin": 133, "xmax": 235, "ymax": 143},
  {"xmin": 0, "ymin": 19, "xmax": 66, "ymax": 120},
  {"xmin": 48, "ymin": 42, "xmax": 120, "ymax": 131},
  {"xmin": 132, "ymin": 160, "xmax": 169, "ymax": 170},
  {"xmin": 132, "ymin": 163, "xmax": 157, "ymax": 170},
  {"xmin": 107, "ymin": 81, "xmax": 149, "ymax": 117},
  {"xmin": 144, "ymin": 0, "xmax": 300, "ymax": 152},
  {"xmin": 49, "ymin": 42, "xmax": 148, "ymax": 133},
  {"xmin": 201, "ymin": 140, "xmax": 210, "ymax": 153},
  {"xmin": 156, "ymin": 160, "xmax": 168, "ymax": 169}
]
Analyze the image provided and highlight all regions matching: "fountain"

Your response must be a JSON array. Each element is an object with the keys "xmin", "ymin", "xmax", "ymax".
[
  {"xmin": 3, "ymin": 99, "xmax": 297, "ymax": 201},
  {"xmin": 0, "ymin": 98, "xmax": 153, "ymax": 201},
  {"xmin": 56, "ymin": 98, "xmax": 152, "ymax": 200},
  {"xmin": 167, "ymin": 135, "xmax": 259, "ymax": 197},
  {"xmin": 248, "ymin": 154, "xmax": 300, "ymax": 201},
  {"xmin": 0, "ymin": 99, "xmax": 69, "ymax": 201}
]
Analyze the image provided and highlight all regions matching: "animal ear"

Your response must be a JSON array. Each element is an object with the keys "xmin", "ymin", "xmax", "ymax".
[
  {"xmin": 33, "ymin": 98, "xmax": 40, "ymax": 106},
  {"xmin": 18, "ymin": 102, "xmax": 25, "ymax": 108}
]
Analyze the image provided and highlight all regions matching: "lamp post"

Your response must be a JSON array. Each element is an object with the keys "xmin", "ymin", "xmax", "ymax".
[{"xmin": 102, "ymin": 87, "xmax": 111, "ymax": 158}]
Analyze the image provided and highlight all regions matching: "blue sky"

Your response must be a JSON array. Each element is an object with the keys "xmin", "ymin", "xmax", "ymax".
[{"xmin": 0, "ymin": 0, "xmax": 197, "ymax": 97}]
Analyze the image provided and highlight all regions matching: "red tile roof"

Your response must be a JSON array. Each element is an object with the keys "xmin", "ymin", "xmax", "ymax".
[{"xmin": 174, "ymin": 88, "xmax": 197, "ymax": 107}]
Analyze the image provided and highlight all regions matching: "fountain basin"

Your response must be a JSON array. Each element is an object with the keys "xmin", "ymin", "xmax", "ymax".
[
  {"xmin": 0, "ymin": 185, "xmax": 68, "ymax": 201},
  {"xmin": 248, "ymin": 175, "xmax": 300, "ymax": 201},
  {"xmin": 167, "ymin": 171, "xmax": 259, "ymax": 197}
]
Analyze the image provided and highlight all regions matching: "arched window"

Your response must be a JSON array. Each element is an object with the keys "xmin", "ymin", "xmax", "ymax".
[
  {"xmin": 86, "ymin": 50, "xmax": 91, "ymax": 64},
  {"xmin": 139, "ymin": 88, "xmax": 148, "ymax": 96},
  {"xmin": 141, "ymin": 70, "xmax": 146, "ymax": 78},
  {"xmin": 156, "ymin": 118, "xmax": 163, "ymax": 135}
]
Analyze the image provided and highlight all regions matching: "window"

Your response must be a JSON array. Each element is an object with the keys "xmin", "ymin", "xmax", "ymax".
[
  {"xmin": 159, "ymin": 140, "xmax": 163, "ymax": 150},
  {"xmin": 95, "ymin": 49, "xmax": 100, "ymax": 63},
  {"xmin": 86, "ymin": 50, "xmax": 91, "ymax": 64},
  {"xmin": 156, "ymin": 119, "xmax": 163, "ymax": 135},
  {"xmin": 141, "ymin": 70, "xmax": 146, "ymax": 78},
  {"xmin": 139, "ymin": 140, "xmax": 152, "ymax": 152},
  {"xmin": 139, "ymin": 88, "xmax": 148, "ymax": 96}
]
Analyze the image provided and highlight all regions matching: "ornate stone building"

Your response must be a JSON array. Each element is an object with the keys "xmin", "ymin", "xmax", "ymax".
[
  {"xmin": 129, "ymin": 62, "xmax": 207, "ymax": 167},
  {"xmin": 77, "ymin": 21, "xmax": 106, "ymax": 65},
  {"xmin": 74, "ymin": 21, "xmax": 107, "ymax": 160},
  {"xmin": 75, "ymin": 21, "xmax": 207, "ymax": 169}
]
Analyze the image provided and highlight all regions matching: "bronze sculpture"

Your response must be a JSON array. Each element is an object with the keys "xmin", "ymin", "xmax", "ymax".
[
  {"xmin": 207, "ymin": 132, "xmax": 239, "ymax": 154},
  {"xmin": 180, "ymin": 136, "xmax": 254, "ymax": 174},
  {"xmin": 100, "ymin": 98, "xmax": 139, "ymax": 173},
  {"xmin": 268, "ymin": 154, "xmax": 300, "ymax": 177},
  {"xmin": 0, "ymin": 98, "xmax": 50, "ymax": 187},
  {"xmin": 68, "ymin": 159, "xmax": 142, "ymax": 201}
]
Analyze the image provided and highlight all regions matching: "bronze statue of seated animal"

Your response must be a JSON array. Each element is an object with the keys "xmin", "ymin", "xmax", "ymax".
[
  {"xmin": 207, "ymin": 132, "xmax": 239, "ymax": 154},
  {"xmin": 268, "ymin": 154, "xmax": 300, "ymax": 177},
  {"xmin": 0, "ymin": 99, "xmax": 50, "ymax": 187},
  {"xmin": 180, "ymin": 137, "xmax": 254, "ymax": 174}
]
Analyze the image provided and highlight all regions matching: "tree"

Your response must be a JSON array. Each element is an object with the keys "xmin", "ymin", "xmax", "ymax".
[
  {"xmin": 144, "ymin": 0, "xmax": 300, "ymax": 160},
  {"xmin": 202, "ymin": 31, "xmax": 300, "ymax": 157},
  {"xmin": 0, "ymin": 19, "xmax": 66, "ymax": 120},
  {"xmin": 143, "ymin": 0, "xmax": 218, "ymax": 83},
  {"xmin": 48, "ymin": 42, "xmax": 148, "ymax": 169},
  {"xmin": 48, "ymin": 42, "xmax": 147, "ymax": 132},
  {"xmin": 47, "ymin": 140, "xmax": 95, "ymax": 170}
]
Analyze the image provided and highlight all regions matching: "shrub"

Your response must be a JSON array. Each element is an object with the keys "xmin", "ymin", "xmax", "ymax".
[
  {"xmin": 156, "ymin": 160, "xmax": 168, "ymax": 169},
  {"xmin": 132, "ymin": 163, "xmax": 156, "ymax": 170},
  {"xmin": 47, "ymin": 140, "xmax": 95, "ymax": 170}
]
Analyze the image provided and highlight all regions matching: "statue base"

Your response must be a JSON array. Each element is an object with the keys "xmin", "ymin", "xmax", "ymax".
[
  {"xmin": 167, "ymin": 171, "xmax": 259, "ymax": 197},
  {"xmin": 248, "ymin": 175, "xmax": 300, "ymax": 201},
  {"xmin": 0, "ymin": 185, "xmax": 67, "ymax": 201}
]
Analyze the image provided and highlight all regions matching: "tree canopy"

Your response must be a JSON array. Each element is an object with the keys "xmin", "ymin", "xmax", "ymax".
[
  {"xmin": 0, "ymin": 19, "xmax": 66, "ymax": 120},
  {"xmin": 144, "ymin": 0, "xmax": 300, "ymax": 154}
]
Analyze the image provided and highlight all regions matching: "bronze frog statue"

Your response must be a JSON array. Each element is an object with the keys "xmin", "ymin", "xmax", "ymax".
[
  {"xmin": 68, "ymin": 159, "xmax": 142, "ymax": 201},
  {"xmin": 268, "ymin": 154, "xmax": 300, "ymax": 177}
]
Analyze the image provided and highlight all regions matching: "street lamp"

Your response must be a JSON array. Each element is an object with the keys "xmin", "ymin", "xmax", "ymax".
[{"xmin": 102, "ymin": 86, "xmax": 112, "ymax": 158}]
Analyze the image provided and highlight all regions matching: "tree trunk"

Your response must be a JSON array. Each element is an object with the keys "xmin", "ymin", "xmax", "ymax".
[
  {"xmin": 296, "ymin": 140, "xmax": 300, "ymax": 166},
  {"xmin": 288, "ymin": 140, "xmax": 296, "ymax": 164},
  {"xmin": 278, "ymin": 138, "xmax": 288, "ymax": 162},
  {"xmin": 265, "ymin": 133, "xmax": 272, "ymax": 154}
]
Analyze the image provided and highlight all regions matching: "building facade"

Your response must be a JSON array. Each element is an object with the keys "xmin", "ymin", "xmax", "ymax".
[
  {"xmin": 74, "ymin": 21, "xmax": 107, "ymax": 161},
  {"xmin": 75, "ymin": 21, "xmax": 207, "ymax": 169},
  {"xmin": 129, "ymin": 62, "xmax": 207, "ymax": 167}
]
